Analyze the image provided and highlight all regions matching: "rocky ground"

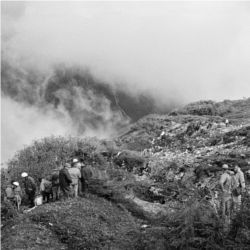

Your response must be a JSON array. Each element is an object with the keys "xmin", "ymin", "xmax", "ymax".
[{"xmin": 117, "ymin": 111, "xmax": 250, "ymax": 204}]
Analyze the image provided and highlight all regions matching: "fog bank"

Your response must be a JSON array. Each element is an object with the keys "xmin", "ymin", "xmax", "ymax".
[{"xmin": 1, "ymin": 1, "xmax": 250, "ymax": 162}]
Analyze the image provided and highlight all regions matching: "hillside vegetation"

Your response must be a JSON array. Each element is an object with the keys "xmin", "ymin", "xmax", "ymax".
[{"xmin": 1, "ymin": 98, "xmax": 250, "ymax": 249}]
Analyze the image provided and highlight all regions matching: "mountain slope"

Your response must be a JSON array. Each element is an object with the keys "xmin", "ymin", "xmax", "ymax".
[{"xmin": 2, "ymin": 98, "xmax": 250, "ymax": 250}]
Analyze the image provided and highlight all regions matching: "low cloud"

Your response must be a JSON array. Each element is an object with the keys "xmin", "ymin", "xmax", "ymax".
[
  {"xmin": 1, "ymin": 96, "xmax": 72, "ymax": 161},
  {"xmin": 2, "ymin": 1, "xmax": 250, "ymax": 102},
  {"xmin": 1, "ymin": 1, "xmax": 250, "ymax": 162}
]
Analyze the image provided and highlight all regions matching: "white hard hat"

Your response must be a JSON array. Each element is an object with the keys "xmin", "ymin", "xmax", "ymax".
[
  {"xmin": 21, "ymin": 172, "xmax": 28, "ymax": 178},
  {"xmin": 13, "ymin": 181, "xmax": 19, "ymax": 186},
  {"xmin": 72, "ymin": 158, "xmax": 79, "ymax": 163},
  {"xmin": 222, "ymin": 164, "xmax": 229, "ymax": 170}
]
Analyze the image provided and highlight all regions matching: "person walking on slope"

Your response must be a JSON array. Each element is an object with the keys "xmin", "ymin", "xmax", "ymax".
[
  {"xmin": 21, "ymin": 172, "xmax": 37, "ymax": 208},
  {"xmin": 68, "ymin": 159, "xmax": 81, "ymax": 198},
  {"xmin": 219, "ymin": 164, "xmax": 233, "ymax": 218},
  {"xmin": 59, "ymin": 163, "xmax": 72, "ymax": 200},
  {"xmin": 231, "ymin": 165, "xmax": 246, "ymax": 213}
]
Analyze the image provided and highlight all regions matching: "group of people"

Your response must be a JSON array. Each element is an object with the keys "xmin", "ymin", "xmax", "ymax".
[
  {"xmin": 5, "ymin": 155, "xmax": 248, "ymax": 219},
  {"xmin": 219, "ymin": 164, "xmax": 246, "ymax": 218},
  {"xmin": 5, "ymin": 172, "xmax": 37, "ymax": 209},
  {"xmin": 58, "ymin": 158, "xmax": 92, "ymax": 200},
  {"xmin": 5, "ymin": 158, "xmax": 93, "ymax": 209}
]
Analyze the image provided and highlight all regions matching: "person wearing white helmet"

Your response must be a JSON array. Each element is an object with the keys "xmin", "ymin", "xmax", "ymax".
[
  {"xmin": 5, "ymin": 181, "xmax": 22, "ymax": 210},
  {"xmin": 12, "ymin": 181, "xmax": 22, "ymax": 210},
  {"xmin": 21, "ymin": 172, "xmax": 37, "ymax": 208},
  {"xmin": 68, "ymin": 159, "xmax": 81, "ymax": 198},
  {"xmin": 21, "ymin": 172, "xmax": 28, "ymax": 178}
]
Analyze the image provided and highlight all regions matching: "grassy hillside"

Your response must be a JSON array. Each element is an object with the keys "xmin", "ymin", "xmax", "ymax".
[
  {"xmin": 2, "ymin": 98, "xmax": 250, "ymax": 250},
  {"xmin": 173, "ymin": 98, "xmax": 250, "ymax": 123},
  {"xmin": 2, "ymin": 195, "xmax": 158, "ymax": 250},
  {"xmin": 117, "ymin": 98, "xmax": 250, "ymax": 152}
]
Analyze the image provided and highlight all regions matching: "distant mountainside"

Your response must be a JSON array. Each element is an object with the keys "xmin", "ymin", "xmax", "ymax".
[
  {"xmin": 171, "ymin": 98, "xmax": 250, "ymax": 123},
  {"xmin": 118, "ymin": 98, "xmax": 250, "ymax": 150},
  {"xmin": 1, "ymin": 60, "xmax": 170, "ymax": 136},
  {"xmin": 2, "ymin": 97, "xmax": 250, "ymax": 249}
]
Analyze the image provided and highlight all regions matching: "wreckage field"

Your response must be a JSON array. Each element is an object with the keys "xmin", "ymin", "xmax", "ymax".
[{"xmin": 1, "ymin": 98, "xmax": 250, "ymax": 249}]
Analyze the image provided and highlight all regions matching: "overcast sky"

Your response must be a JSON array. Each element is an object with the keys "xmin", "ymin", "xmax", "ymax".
[
  {"xmin": 1, "ymin": 1, "xmax": 250, "ymax": 163},
  {"xmin": 2, "ymin": 1, "xmax": 250, "ymax": 103}
]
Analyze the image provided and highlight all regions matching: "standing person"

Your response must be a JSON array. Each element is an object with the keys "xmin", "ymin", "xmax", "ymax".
[
  {"xmin": 5, "ymin": 183, "xmax": 14, "ymax": 200},
  {"xmin": 232, "ymin": 165, "xmax": 246, "ymax": 213},
  {"xmin": 68, "ymin": 159, "xmax": 81, "ymax": 198},
  {"xmin": 79, "ymin": 158, "xmax": 85, "ymax": 196},
  {"xmin": 12, "ymin": 182, "xmax": 22, "ymax": 210},
  {"xmin": 51, "ymin": 168, "xmax": 60, "ymax": 201},
  {"xmin": 5, "ymin": 181, "xmax": 22, "ymax": 210},
  {"xmin": 81, "ymin": 163, "xmax": 93, "ymax": 196},
  {"xmin": 59, "ymin": 163, "xmax": 72, "ymax": 200},
  {"xmin": 21, "ymin": 172, "xmax": 37, "ymax": 208},
  {"xmin": 39, "ymin": 177, "xmax": 52, "ymax": 203},
  {"xmin": 219, "ymin": 164, "xmax": 233, "ymax": 218},
  {"xmin": 159, "ymin": 130, "xmax": 167, "ymax": 147}
]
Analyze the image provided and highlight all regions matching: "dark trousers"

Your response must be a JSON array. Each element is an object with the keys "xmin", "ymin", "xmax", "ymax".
[
  {"xmin": 60, "ymin": 186, "xmax": 71, "ymax": 200},
  {"xmin": 78, "ymin": 180, "xmax": 82, "ymax": 196},
  {"xmin": 52, "ymin": 185, "xmax": 60, "ymax": 201},
  {"xmin": 41, "ymin": 191, "xmax": 51, "ymax": 203},
  {"xmin": 7, "ymin": 197, "xmax": 21, "ymax": 210},
  {"xmin": 27, "ymin": 191, "xmax": 36, "ymax": 207},
  {"xmin": 81, "ymin": 179, "xmax": 89, "ymax": 193}
]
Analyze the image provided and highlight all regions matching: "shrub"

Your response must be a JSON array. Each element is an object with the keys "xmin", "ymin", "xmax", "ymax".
[
  {"xmin": 183, "ymin": 100, "xmax": 217, "ymax": 116},
  {"xmin": 162, "ymin": 196, "xmax": 225, "ymax": 250},
  {"xmin": 6, "ymin": 136, "xmax": 117, "ymax": 185},
  {"xmin": 113, "ymin": 150, "xmax": 145, "ymax": 172},
  {"xmin": 1, "ymin": 200, "xmax": 18, "ymax": 222}
]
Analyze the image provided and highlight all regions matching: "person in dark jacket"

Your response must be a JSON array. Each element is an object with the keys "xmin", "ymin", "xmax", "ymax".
[
  {"xmin": 59, "ymin": 163, "xmax": 72, "ymax": 200},
  {"xmin": 79, "ymin": 159, "xmax": 85, "ymax": 196},
  {"xmin": 51, "ymin": 169, "xmax": 60, "ymax": 201},
  {"xmin": 21, "ymin": 172, "xmax": 37, "ymax": 208},
  {"xmin": 81, "ymin": 163, "xmax": 93, "ymax": 195}
]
